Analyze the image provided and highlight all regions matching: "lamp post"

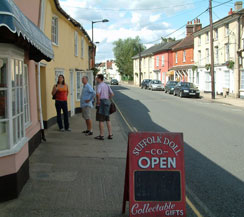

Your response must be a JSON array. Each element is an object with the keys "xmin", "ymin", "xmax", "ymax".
[{"xmin": 91, "ymin": 19, "xmax": 109, "ymax": 68}]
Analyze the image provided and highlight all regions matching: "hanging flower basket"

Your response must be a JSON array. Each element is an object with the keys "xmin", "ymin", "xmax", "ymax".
[
  {"xmin": 226, "ymin": 60, "xmax": 234, "ymax": 69},
  {"xmin": 192, "ymin": 65, "xmax": 198, "ymax": 72},
  {"xmin": 205, "ymin": 64, "xmax": 211, "ymax": 71}
]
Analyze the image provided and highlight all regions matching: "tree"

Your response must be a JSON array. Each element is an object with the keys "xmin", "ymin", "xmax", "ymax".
[
  {"xmin": 113, "ymin": 36, "xmax": 145, "ymax": 79},
  {"xmin": 161, "ymin": 37, "xmax": 176, "ymax": 43}
]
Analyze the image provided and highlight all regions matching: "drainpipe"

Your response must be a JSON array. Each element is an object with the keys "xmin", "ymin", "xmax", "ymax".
[
  {"xmin": 237, "ymin": 15, "xmax": 241, "ymax": 98},
  {"xmin": 37, "ymin": 62, "xmax": 46, "ymax": 141}
]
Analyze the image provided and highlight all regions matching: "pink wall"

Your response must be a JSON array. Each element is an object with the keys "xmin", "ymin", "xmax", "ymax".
[{"xmin": 14, "ymin": 0, "xmax": 41, "ymax": 26}]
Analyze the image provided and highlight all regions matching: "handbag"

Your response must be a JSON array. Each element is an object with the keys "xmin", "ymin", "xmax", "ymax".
[
  {"xmin": 110, "ymin": 102, "xmax": 116, "ymax": 114},
  {"xmin": 52, "ymin": 85, "xmax": 57, "ymax": 100}
]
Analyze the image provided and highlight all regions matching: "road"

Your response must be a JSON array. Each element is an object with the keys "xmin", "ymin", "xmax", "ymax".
[{"xmin": 112, "ymin": 84, "xmax": 244, "ymax": 217}]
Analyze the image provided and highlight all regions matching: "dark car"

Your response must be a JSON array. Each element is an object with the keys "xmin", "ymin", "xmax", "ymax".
[
  {"xmin": 173, "ymin": 82, "xmax": 200, "ymax": 98},
  {"xmin": 110, "ymin": 79, "xmax": 119, "ymax": 85},
  {"xmin": 164, "ymin": 81, "xmax": 178, "ymax": 94},
  {"xmin": 141, "ymin": 79, "xmax": 152, "ymax": 89}
]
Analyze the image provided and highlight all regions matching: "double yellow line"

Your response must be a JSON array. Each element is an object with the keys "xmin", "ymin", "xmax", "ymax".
[{"xmin": 113, "ymin": 100, "xmax": 204, "ymax": 217}]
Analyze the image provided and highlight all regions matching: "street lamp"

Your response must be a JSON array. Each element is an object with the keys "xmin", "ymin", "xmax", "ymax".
[{"xmin": 91, "ymin": 19, "xmax": 109, "ymax": 68}]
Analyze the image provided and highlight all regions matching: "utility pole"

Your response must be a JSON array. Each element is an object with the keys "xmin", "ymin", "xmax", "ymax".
[
  {"xmin": 209, "ymin": 0, "xmax": 215, "ymax": 99},
  {"xmin": 139, "ymin": 46, "xmax": 142, "ymax": 87}
]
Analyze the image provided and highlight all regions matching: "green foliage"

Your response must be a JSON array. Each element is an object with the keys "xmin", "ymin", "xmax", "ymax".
[
  {"xmin": 192, "ymin": 65, "xmax": 198, "ymax": 72},
  {"xmin": 226, "ymin": 60, "xmax": 234, "ymax": 69},
  {"xmin": 205, "ymin": 64, "xmax": 211, "ymax": 71},
  {"xmin": 161, "ymin": 37, "xmax": 176, "ymax": 43},
  {"xmin": 113, "ymin": 36, "xmax": 145, "ymax": 78}
]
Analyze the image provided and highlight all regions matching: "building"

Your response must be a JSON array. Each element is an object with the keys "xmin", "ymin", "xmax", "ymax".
[
  {"xmin": 133, "ymin": 44, "xmax": 161, "ymax": 86},
  {"xmin": 153, "ymin": 40, "xmax": 182, "ymax": 86},
  {"xmin": 97, "ymin": 62, "xmax": 106, "ymax": 76},
  {"xmin": 105, "ymin": 60, "xmax": 121, "ymax": 81},
  {"xmin": 170, "ymin": 19, "xmax": 202, "ymax": 83},
  {"xmin": 194, "ymin": 1, "xmax": 244, "ymax": 97},
  {"xmin": 0, "ymin": 0, "xmax": 53, "ymax": 201},
  {"xmin": 40, "ymin": 0, "xmax": 95, "ymax": 128}
]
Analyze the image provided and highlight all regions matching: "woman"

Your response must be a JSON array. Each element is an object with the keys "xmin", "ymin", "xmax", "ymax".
[{"xmin": 52, "ymin": 75, "xmax": 71, "ymax": 132}]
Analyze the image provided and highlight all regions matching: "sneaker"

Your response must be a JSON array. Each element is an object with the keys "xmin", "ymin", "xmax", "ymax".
[
  {"xmin": 86, "ymin": 131, "xmax": 93, "ymax": 136},
  {"xmin": 65, "ymin": 128, "xmax": 72, "ymax": 132},
  {"xmin": 60, "ymin": 128, "xmax": 65, "ymax": 132}
]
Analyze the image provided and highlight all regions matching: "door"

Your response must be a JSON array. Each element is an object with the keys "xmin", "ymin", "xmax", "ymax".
[{"xmin": 69, "ymin": 70, "xmax": 75, "ymax": 116}]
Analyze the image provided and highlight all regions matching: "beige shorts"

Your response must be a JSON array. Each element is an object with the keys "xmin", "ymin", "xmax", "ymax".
[{"xmin": 82, "ymin": 107, "xmax": 92, "ymax": 120}]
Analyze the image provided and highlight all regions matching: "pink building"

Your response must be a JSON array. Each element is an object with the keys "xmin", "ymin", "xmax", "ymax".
[
  {"xmin": 0, "ymin": 0, "xmax": 53, "ymax": 201},
  {"xmin": 153, "ymin": 40, "xmax": 181, "ymax": 86}
]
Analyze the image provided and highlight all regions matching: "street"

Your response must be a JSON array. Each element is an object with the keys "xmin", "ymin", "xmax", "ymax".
[{"xmin": 112, "ymin": 84, "xmax": 244, "ymax": 217}]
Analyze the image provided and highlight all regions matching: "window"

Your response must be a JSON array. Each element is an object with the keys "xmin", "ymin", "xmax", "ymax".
[
  {"xmin": 206, "ymin": 48, "xmax": 209, "ymax": 64},
  {"xmin": 81, "ymin": 37, "xmax": 84, "ymax": 58},
  {"xmin": 51, "ymin": 16, "xmax": 58, "ymax": 44},
  {"xmin": 175, "ymin": 52, "xmax": 178, "ymax": 64},
  {"xmin": 183, "ymin": 50, "xmax": 186, "ymax": 62},
  {"xmin": 198, "ymin": 50, "xmax": 201, "ymax": 65},
  {"xmin": 224, "ymin": 70, "xmax": 230, "ymax": 88},
  {"xmin": 225, "ymin": 44, "xmax": 230, "ymax": 61},
  {"xmin": 241, "ymin": 70, "xmax": 244, "ymax": 89},
  {"xmin": 214, "ymin": 29, "xmax": 218, "ymax": 40},
  {"xmin": 206, "ymin": 32, "xmax": 209, "ymax": 43},
  {"xmin": 162, "ymin": 55, "xmax": 165, "ymax": 66},
  {"xmin": 55, "ymin": 69, "xmax": 64, "ymax": 82},
  {"xmin": 0, "ymin": 55, "xmax": 28, "ymax": 152},
  {"xmin": 23, "ymin": 65, "xmax": 30, "ymax": 126},
  {"xmin": 225, "ymin": 24, "xmax": 229, "ymax": 36},
  {"xmin": 76, "ymin": 71, "xmax": 81, "ymax": 100},
  {"xmin": 198, "ymin": 36, "xmax": 201, "ymax": 46},
  {"xmin": 74, "ymin": 31, "xmax": 78, "ymax": 57},
  {"xmin": 156, "ymin": 56, "xmax": 159, "ymax": 67},
  {"xmin": 215, "ymin": 47, "xmax": 219, "ymax": 64}
]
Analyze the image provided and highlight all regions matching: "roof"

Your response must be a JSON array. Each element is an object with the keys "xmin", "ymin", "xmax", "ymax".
[
  {"xmin": 0, "ymin": 0, "xmax": 54, "ymax": 61},
  {"xmin": 54, "ymin": 0, "xmax": 94, "ymax": 47},
  {"xmin": 172, "ymin": 34, "xmax": 194, "ymax": 51},
  {"xmin": 194, "ymin": 8, "xmax": 244, "ymax": 36},
  {"xmin": 132, "ymin": 40, "xmax": 182, "ymax": 59}
]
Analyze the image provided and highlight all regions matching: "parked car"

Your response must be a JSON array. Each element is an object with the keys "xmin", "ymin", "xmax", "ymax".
[
  {"xmin": 148, "ymin": 80, "xmax": 164, "ymax": 91},
  {"xmin": 164, "ymin": 81, "xmax": 178, "ymax": 94},
  {"xmin": 110, "ymin": 79, "xmax": 119, "ymax": 85},
  {"xmin": 173, "ymin": 82, "xmax": 200, "ymax": 98},
  {"xmin": 141, "ymin": 79, "xmax": 152, "ymax": 89}
]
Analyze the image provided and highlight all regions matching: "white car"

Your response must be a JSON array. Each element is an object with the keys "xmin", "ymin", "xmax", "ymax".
[{"xmin": 148, "ymin": 80, "xmax": 164, "ymax": 91}]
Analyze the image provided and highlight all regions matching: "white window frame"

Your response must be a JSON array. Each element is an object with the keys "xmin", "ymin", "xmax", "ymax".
[
  {"xmin": 206, "ymin": 32, "xmax": 209, "ymax": 43},
  {"xmin": 225, "ymin": 44, "xmax": 230, "ymax": 61},
  {"xmin": 183, "ymin": 50, "xmax": 186, "ymax": 62},
  {"xmin": 240, "ymin": 70, "xmax": 244, "ymax": 90},
  {"xmin": 225, "ymin": 24, "xmax": 229, "ymax": 36},
  {"xmin": 215, "ymin": 46, "xmax": 219, "ymax": 64},
  {"xmin": 23, "ymin": 64, "xmax": 31, "ymax": 128},
  {"xmin": 51, "ymin": 16, "xmax": 58, "ymax": 45},
  {"xmin": 198, "ymin": 50, "xmax": 201, "ymax": 65},
  {"xmin": 55, "ymin": 69, "xmax": 64, "ymax": 83},
  {"xmin": 206, "ymin": 48, "xmax": 209, "ymax": 64},
  {"xmin": 74, "ymin": 31, "xmax": 78, "ymax": 57},
  {"xmin": 175, "ymin": 52, "xmax": 178, "ymax": 64},
  {"xmin": 156, "ymin": 56, "xmax": 159, "ymax": 67},
  {"xmin": 81, "ymin": 37, "xmax": 84, "ymax": 58},
  {"xmin": 214, "ymin": 28, "xmax": 218, "ymax": 40},
  {"xmin": 0, "ymin": 45, "xmax": 28, "ymax": 157},
  {"xmin": 76, "ymin": 71, "xmax": 82, "ymax": 101},
  {"xmin": 162, "ymin": 55, "xmax": 165, "ymax": 66},
  {"xmin": 198, "ymin": 36, "xmax": 201, "ymax": 46}
]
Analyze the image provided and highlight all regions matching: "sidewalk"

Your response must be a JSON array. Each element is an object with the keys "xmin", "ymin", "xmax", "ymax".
[
  {"xmin": 200, "ymin": 92, "xmax": 244, "ymax": 108},
  {"xmin": 0, "ymin": 110, "xmax": 129, "ymax": 217}
]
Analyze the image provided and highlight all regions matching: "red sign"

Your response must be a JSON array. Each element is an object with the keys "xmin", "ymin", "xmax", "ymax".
[{"xmin": 122, "ymin": 132, "xmax": 186, "ymax": 217}]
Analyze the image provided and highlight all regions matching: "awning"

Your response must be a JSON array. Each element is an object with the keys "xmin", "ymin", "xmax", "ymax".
[
  {"xmin": 166, "ymin": 70, "xmax": 174, "ymax": 76},
  {"xmin": 169, "ymin": 65, "xmax": 193, "ymax": 71},
  {"xmin": 0, "ymin": 0, "xmax": 54, "ymax": 62}
]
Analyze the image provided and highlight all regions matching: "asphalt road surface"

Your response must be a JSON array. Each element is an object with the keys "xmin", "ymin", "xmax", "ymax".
[{"xmin": 112, "ymin": 84, "xmax": 244, "ymax": 217}]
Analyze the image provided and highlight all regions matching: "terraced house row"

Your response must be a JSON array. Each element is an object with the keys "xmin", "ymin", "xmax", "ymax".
[
  {"xmin": 0, "ymin": 0, "xmax": 94, "ymax": 201},
  {"xmin": 133, "ymin": 1, "xmax": 244, "ymax": 99}
]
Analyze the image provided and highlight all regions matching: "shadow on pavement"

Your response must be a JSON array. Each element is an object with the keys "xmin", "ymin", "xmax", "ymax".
[{"xmin": 112, "ymin": 85, "xmax": 244, "ymax": 217}]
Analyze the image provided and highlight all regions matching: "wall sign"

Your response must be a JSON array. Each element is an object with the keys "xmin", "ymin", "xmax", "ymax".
[{"xmin": 122, "ymin": 132, "xmax": 186, "ymax": 217}]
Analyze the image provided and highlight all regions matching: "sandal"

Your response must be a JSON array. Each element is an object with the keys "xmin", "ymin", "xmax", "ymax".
[
  {"xmin": 95, "ymin": 135, "xmax": 104, "ymax": 140},
  {"xmin": 108, "ymin": 135, "xmax": 113, "ymax": 140}
]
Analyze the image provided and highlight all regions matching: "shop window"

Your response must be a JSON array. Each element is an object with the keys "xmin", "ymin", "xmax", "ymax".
[{"xmin": 23, "ymin": 65, "xmax": 30, "ymax": 126}]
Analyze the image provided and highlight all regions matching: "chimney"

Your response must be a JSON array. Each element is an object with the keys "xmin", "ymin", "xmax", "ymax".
[
  {"xmin": 186, "ymin": 21, "xmax": 194, "ymax": 36},
  {"xmin": 235, "ymin": 1, "xmax": 243, "ymax": 11},
  {"xmin": 193, "ymin": 19, "xmax": 202, "ymax": 33},
  {"xmin": 228, "ymin": 8, "xmax": 233, "ymax": 15}
]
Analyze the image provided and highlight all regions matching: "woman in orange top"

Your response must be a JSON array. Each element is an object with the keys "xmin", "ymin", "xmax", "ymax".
[{"xmin": 52, "ymin": 75, "xmax": 71, "ymax": 132}]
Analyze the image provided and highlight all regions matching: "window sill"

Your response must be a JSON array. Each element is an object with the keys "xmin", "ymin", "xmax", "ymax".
[
  {"xmin": 0, "ymin": 137, "xmax": 28, "ymax": 158},
  {"xmin": 52, "ymin": 42, "xmax": 59, "ymax": 47}
]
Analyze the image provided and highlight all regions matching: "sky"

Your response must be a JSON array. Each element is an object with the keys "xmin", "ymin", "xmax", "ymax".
[{"xmin": 60, "ymin": 0, "xmax": 236, "ymax": 63}]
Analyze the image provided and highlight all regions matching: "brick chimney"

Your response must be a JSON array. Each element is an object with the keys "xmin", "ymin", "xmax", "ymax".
[
  {"xmin": 186, "ymin": 21, "xmax": 194, "ymax": 36},
  {"xmin": 235, "ymin": 1, "xmax": 243, "ymax": 11},
  {"xmin": 193, "ymin": 19, "xmax": 202, "ymax": 32}
]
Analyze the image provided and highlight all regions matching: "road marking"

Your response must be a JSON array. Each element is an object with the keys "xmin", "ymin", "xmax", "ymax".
[{"xmin": 112, "ymin": 99, "xmax": 205, "ymax": 217}]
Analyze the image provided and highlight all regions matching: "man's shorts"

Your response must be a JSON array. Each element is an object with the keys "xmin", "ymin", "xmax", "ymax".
[
  {"xmin": 96, "ymin": 109, "xmax": 110, "ymax": 122},
  {"xmin": 82, "ymin": 107, "xmax": 92, "ymax": 120}
]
